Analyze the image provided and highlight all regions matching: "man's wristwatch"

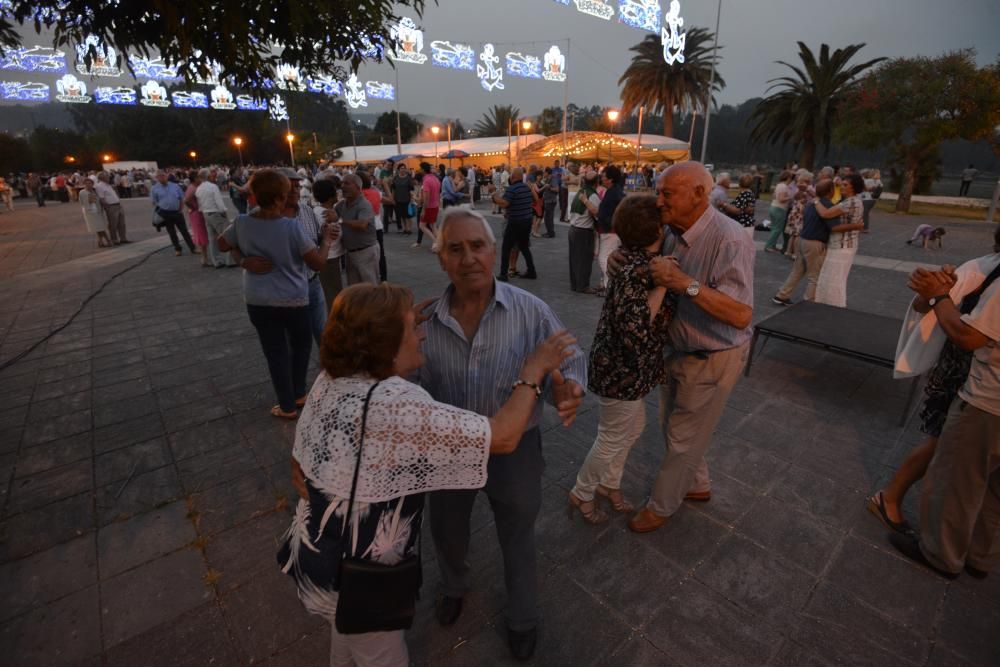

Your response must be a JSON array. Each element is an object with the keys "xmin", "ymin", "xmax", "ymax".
[
  {"xmin": 928, "ymin": 294, "xmax": 951, "ymax": 307},
  {"xmin": 685, "ymin": 281, "xmax": 701, "ymax": 298}
]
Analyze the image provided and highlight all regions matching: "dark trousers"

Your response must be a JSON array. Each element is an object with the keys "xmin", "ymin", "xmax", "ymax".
[
  {"xmin": 499, "ymin": 219, "xmax": 536, "ymax": 277},
  {"xmin": 160, "ymin": 210, "xmax": 196, "ymax": 252},
  {"xmin": 35, "ymin": 188, "xmax": 45, "ymax": 207},
  {"xmin": 543, "ymin": 199, "xmax": 556, "ymax": 236},
  {"xmin": 246, "ymin": 305, "xmax": 312, "ymax": 413},
  {"xmin": 559, "ymin": 187, "xmax": 568, "ymax": 221},
  {"xmin": 394, "ymin": 203, "xmax": 409, "ymax": 230},
  {"xmin": 568, "ymin": 226, "xmax": 595, "ymax": 291},
  {"xmin": 429, "ymin": 428, "xmax": 543, "ymax": 631},
  {"xmin": 376, "ymin": 229, "xmax": 387, "ymax": 282},
  {"xmin": 959, "ymin": 180, "xmax": 972, "ymax": 197}
]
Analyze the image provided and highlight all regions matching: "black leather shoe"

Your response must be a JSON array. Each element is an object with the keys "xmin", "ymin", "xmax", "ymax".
[
  {"xmin": 965, "ymin": 564, "xmax": 989, "ymax": 579},
  {"xmin": 888, "ymin": 533, "xmax": 958, "ymax": 580},
  {"xmin": 435, "ymin": 595, "xmax": 463, "ymax": 626},
  {"xmin": 496, "ymin": 274, "xmax": 509, "ymax": 282},
  {"xmin": 507, "ymin": 627, "xmax": 537, "ymax": 661},
  {"xmin": 521, "ymin": 272, "xmax": 538, "ymax": 280}
]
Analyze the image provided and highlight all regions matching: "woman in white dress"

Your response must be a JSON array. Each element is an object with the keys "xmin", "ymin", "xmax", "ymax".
[
  {"xmin": 279, "ymin": 283, "xmax": 574, "ymax": 666},
  {"xmin": 79, "ymin": 177, "xmax": 111, "ymax": 247},
  {"xmin": 814, "ymin": 173, "xmax": 866, "ymax": 308}
]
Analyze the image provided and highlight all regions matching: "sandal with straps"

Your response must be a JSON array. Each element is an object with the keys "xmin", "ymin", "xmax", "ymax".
[
  {"xmin": 596, "ymin": 485, "xmax": 635, "ymax": 513},
  {"xmin": 567, "ymin": 492, "xmax": 609, "ymax": 525},
  {"xmin": 270, "ymin": 405, "xmax": 298, "ymax": 420}
]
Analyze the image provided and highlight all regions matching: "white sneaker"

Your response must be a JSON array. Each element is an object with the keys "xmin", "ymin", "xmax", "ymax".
[
  {"xmin": 411, "ymin": 242, "xmax": 421, "ymax": 248},
  {"xmin": 431, "ymin": 243, "xmax": 440, "ymax": 253}
]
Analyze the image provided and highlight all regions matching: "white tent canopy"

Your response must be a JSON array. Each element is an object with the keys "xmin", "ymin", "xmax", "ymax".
[{"xmin": 331, "ymin": 134, "xmax": 546, "ymax": 164}]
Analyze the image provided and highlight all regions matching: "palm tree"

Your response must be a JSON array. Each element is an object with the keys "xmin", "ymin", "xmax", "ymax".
[
  {"xmin": 618, "ymin": 28, "xmax": 724, "ymax": 139},
  {"xmin": 749, "ymin": 42, "xmax": 885, "ymax": 170},
  {"xmin": 474, "ymin": 104, "xmax": 520, "ymax": 137}
]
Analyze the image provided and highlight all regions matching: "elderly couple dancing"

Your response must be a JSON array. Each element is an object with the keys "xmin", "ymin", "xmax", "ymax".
[{"xmin": 279, "ymin": 162, "xmax": 755, "ymax": 666}]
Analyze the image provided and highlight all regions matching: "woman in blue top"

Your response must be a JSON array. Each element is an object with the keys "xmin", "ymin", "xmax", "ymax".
[{"xmin": 219, "ymin": 169, "xmax": 335, "ymax": 419}]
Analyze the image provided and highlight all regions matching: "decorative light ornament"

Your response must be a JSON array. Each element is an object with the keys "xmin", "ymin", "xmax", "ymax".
[
  {"xmin": 75, "ymin": 35, "xmax": 120, "ymax": 76},
  {"xmin": 94, "ymin": 86, "xmax": 137, "ymax": 105},
  {"xmin": 0, "ymin": 45, "xmax": 65, "ymax": 73},
  {"xmin": 661, "ymin": 0, "xmax": 686, "ymax": 65},
  {"xmin": 476, "ymin": 43, "xmax": 504, "ymax": 92},
  {"xmin": 236, "ymin": 94, "xmax": 267, "ymax": 111},
  {"xmin": 344, "ymin": 73, "xmax": 367, "ymax": 108},
  {"xmin": 431, "ymin": 40, "xmax": 474, "ymax": 71},
  {"xmin": 618, "ymin": 0, "xmax": 661, "ymax": 32},
  {"xmin": 210, "ymin": 84, "xmax": 236, "ymax": 110},
  {"xmin": 542, "ymin": 46, "xmax": 567, "ymax": 82},
  {"xmin": 505, "ymin": 51, "xmax": 542, "ymax": 79},
  {"xmin": 365, "ymin": 81, "xmax": 394, "ymax": 100},
  {"xmin": 307, "ymin": 75, "xmax": 342, "ymax": 96},
  {"xmin": 128, "ymin": 54, "xmax": 180, "ymax": 81},
  {"xmin": 55, "ymin": 74, "xmax": 90, "ymax": 103},
  {"xmin": 571, "ymin": 0, "xmax": 615, "ymax": 21},
  {"xmin": 275, "ymin": 62, "xmax": 305, "ymax": 91},
  {"xmin": 268, "ymin": 94, "xmax": 289, "ymax": 120},
  {"xmin": 1, "ymin": 80, "xmax": 49, "ymax": 101},
  {"xmin": 139, "ymin": 80, "xmax": 169, "ymax": 107},
  {"xmin": 172, "ymin": 90, "xmax": 208, "ymax": 109},
  {"xmin": 389, "ymin": 18, "xmax": 427, "ymax": 64}
]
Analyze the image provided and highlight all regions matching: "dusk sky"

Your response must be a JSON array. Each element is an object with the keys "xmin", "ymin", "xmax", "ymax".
[{"xmin": 2, "ymin": 0, "xmax": 997, "ymax": 131}]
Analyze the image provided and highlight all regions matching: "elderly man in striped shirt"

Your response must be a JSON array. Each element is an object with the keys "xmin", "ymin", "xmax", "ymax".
[
  {"xmin": 620, "ymin": 161, "xmax": 756, "ymax": 534},
  {"xmin": 418, "ymin": 206, "xmax": 586, "ymax": 661}
]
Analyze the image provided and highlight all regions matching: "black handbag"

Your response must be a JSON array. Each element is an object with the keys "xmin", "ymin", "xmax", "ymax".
[{"xmin": 335, "ymin": 381, "xmax": 422, "ymax": 635}]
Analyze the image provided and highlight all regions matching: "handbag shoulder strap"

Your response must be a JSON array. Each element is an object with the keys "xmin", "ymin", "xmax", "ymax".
[
  {"xmin": 960, "ymin": 261, "xmax": 1000, "ymax": 315},
  {"xmin": 342, "ymin": 380, "xmax": 381, "ymax": 558}
]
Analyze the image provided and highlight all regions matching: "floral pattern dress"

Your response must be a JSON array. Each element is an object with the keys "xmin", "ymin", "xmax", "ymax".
[
  {"xmin": 589, "ymin": 249, "xmax": 675, "ymax": 400},
  {"xmin": 732, "ymin": 188, "xmax": 757, "ymax": 228}
]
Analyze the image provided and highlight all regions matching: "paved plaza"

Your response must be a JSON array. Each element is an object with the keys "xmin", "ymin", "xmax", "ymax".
[{"xmin": 0, "ymin": 196, "xmax": 998, "ymax": 666}]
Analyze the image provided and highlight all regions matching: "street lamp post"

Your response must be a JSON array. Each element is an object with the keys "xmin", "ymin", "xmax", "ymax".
[
  {"xmin": 233, "ymin": 136, "xmax": 243, "ymax": 167},
  {"xmin": 189, "ymin": 150, "xmax": 197, "ymax": 166},
  {"xmin": 700, "ymin": 0, "xmax": 723, "ymax": 164},
  {"xmin": 606, "ymin": 109, "xmax": 619, "ymax": 165},
  {"xmin": 431, "ymin": 125, "xmax": 440, "ymax": 166},
  {"xmin": 285, "ymin": 133, "xmax": 295, "ymax": 166},
  {"xmin": 521, "ymin": 120, "xmax": 532, "ymax": 156}
]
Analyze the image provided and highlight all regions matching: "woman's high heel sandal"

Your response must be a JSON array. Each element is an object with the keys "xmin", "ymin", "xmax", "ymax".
[
  {"xmin": 567, "ymin": 492, "xmax": 609, "ymax": 524},
  {"xmin": 596, "ymin": 485, "xmax": 634, "ymax": 513}
]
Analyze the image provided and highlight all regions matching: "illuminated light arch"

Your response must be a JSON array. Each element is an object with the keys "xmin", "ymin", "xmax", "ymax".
[
  {"xmin": 389, "ymin": 17, "xmax": 427, "ymax": 64},
  {"xmin": 661, "ymin": 0, "xmax": 686, "ymax": 65},
  {"xmin": 139, "ymin": 80, "xmax": 169, "ymax": 107},
  {"xmin": 476, "ymin": 43, "xmax": 504, "ymax": 93}
]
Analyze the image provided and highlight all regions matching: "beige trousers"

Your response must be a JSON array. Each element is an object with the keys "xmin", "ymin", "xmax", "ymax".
[
  {"xmin": 919, "ymin": 399, "xmax": 1000, "ymax": 574},
  {"xmin": 648, "ymin": 342, "xmax": 749, "ymax": 517},
  {"xmin": 776, "ymin": 239, "xmax": 826, "ymax": 302},
  {"xmin": 573, "ymin": 396, "xmax": 647, "ymax": 502}
]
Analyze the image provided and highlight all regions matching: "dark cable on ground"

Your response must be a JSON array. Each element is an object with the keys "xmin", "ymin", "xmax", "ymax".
[{"xmin": 0, "ymin": 245, "xmax": 170, "ymax": 374}]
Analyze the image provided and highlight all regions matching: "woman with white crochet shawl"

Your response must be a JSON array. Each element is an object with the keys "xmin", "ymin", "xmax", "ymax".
[{"xmin": 279, "ymin": 283, "xmax": 575, "ymax": 667}]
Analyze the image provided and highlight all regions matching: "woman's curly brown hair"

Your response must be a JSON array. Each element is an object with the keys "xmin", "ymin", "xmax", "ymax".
[{"xmin": 321, "ymin": 283, "xmax": 413, "ymax": 380}]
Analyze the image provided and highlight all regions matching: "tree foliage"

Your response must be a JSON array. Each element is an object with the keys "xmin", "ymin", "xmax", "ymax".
[
  {"xmin": 474, "ymin": 104, "xmax": 520, "ymax": 137},
  {"xmin": 0, "ymin": 132, "xmax": 31, "ymax": 173},
  {"xmin": 538, "ymin": 106, "xmax": 564, "ymax": 136},
  {"xmin": 371, "ymin": 111, "xmax": 423, "ymax": 144},
  {"xmin": 0, "ymin": 1, "xmax": 429, "ymax": 90},
  {"xmin": 748, "ymin": 42, "xmax": 884, "ymax": 170},
  {"xmin": 618, "ymin": 28, "xmax": 724, "ymax": 138},
  {"xmin": 836, "ymin": 50, "xmax": 1000, "ymax": 211}
]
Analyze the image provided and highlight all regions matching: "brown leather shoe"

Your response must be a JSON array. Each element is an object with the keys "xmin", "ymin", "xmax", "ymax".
[
  {"xmin": 628, "ymin": 507, "xmax": 668, "ymax": 533},
  {"xmin": 684, "ymin": 490, "xmax": 711, "ymax": 502}
]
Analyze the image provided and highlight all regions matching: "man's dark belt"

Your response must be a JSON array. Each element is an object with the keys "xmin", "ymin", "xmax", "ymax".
[{"xmin": 347, "ymin": 244, "xmax": 376, "ymax": 252}]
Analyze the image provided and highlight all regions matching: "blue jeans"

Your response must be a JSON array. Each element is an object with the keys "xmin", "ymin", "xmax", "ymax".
[
  {"xmin": 246, "ymin": 304, "xmax": 312, "ymax": 413},
  {"xmin": 307, "ymin": 276, "xmax": 327, "ymax": 347}
]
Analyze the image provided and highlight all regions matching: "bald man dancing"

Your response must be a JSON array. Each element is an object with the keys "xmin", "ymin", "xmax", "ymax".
[{"xmin": 626, "ymin": 162, "xmax": 756, "ymax": 533}]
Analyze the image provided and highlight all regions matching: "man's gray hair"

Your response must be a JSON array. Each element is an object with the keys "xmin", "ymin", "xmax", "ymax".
[
  {"xmin": 343, "ymin": 173, "xmax": 363, "ymax": 188},
  {"xmin": 438, "ymin": 205, "xmax": 496, "ymax": 246},
  {"xmin": 819, "ymin": 166, "xmax": 835, "ymax": 178},
  {"xmin": 97, "ymin": 172, "xmax": 110, "ymax": 183},
  {"xmin": 716, "ymin": 171, "xmax": 730, "ymax": 185},
  {"xmin": 197, "ymin": 168, "xmax": 211, "ymax": 181}
]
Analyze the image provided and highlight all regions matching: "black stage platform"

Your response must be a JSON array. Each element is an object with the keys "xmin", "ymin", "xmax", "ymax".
[{"xmin": 745, "ymin": 301, "xmax": 920, "ymax": 425}]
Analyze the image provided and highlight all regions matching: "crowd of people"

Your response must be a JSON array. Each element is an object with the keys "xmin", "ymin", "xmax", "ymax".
[{"xmin": 4, "ymin": 147, "xmax": 994, "ymax": 666}]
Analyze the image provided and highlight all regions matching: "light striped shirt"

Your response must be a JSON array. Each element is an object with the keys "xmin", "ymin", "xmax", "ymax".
[
  {"xmin": 418, "ymin": 280, "xmax": 587, "ymax": 429},
  {"xmin": 662, "ymin": 205, "xmax": 755, "ymax": 352}
]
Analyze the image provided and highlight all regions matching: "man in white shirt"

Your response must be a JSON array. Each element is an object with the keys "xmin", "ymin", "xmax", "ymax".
[
  {"xmin": 195, "ymin": 168, "xmax": 236, "ymax": 268},
  {"xmin": 889, "ymin": 264, "xmax": 1000, "ymax": 579},
  {"xmin": 94, "ymin": 172, "xmax": 129, "ymax": 244}
]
